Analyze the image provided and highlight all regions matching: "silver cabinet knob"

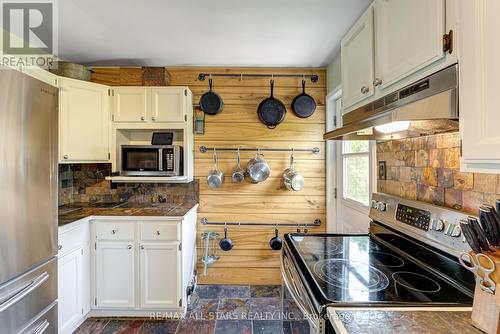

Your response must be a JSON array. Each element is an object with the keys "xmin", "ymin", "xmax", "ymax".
[
  {"xmin": 373, "ymin": 78, "xmax": 383, "ymax": 87},
  {"xmin": 152, "ymin": 116, "xmax": 156, "ymax": 121},
  {"xmin": 111, "ymin": 229, "xmax": 117, "ymax": 234},
  {"xmin": 140, "ymin": 116, "xmax": 145, "ymax": 121},
  {"xmin": 58, "ymin": 245, "xmax": 62, "ymax": 250},
  {"xmin": 63, "ymin": 155, "xmax": 69, "ymax": 160},
  {"xmin": 155, "ymin": 231, "xmax": 161, "ymax": 236},
  {"xmin": 360, "ymin": 86, "xmax": 370, "ymax": 94},
  {"xmin": 140, "ymin": 245, "xmax": 145, "ymax": 250},
  {"xmin": 127, "ymin": 245, "xmax": 133, "ymax": 250}
]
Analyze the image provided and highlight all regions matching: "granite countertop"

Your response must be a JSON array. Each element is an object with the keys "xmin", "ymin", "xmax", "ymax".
[
  {"xmin": 58, "ymin": 201, "xmax": 198, "ymax": 226},
  {"xmin": 328, "ymin": 308, "xmax": 483, "ymax": 334}
]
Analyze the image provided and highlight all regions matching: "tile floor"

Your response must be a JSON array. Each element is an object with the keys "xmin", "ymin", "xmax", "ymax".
[{"xmin": 73, "ymin": 285, "xmax": 310, "ymax": 334}]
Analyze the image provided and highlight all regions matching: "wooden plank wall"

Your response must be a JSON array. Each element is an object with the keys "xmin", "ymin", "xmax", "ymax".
[{"xmin": 92, "ymin": 67, "xmax": 326, "ymax": 285}]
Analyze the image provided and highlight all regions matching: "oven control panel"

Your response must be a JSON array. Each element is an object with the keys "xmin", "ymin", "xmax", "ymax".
[{"xmin": 396, "ymin": 204, "xmax": 431, "ymax": 231}]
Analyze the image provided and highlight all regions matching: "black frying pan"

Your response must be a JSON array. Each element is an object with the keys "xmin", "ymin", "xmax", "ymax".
[
  {"xmin": 199, "ymin": 78, "xmax": 223, "ymax": 115},
  {"xmin": 291, "ymin": 80, "xmax": 316, "ymax": 118},
  {"xmin": 257, "ymin": 80, "xmax": 286, "ymax": 129}
]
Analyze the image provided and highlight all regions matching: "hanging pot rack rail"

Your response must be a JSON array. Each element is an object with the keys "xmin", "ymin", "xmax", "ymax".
[
  {"xmin": 200, "ymin": 217, "xmax": 321, "ymax": 228},
  {"xmin": 197, "ymin": 73, "xmax": 319, "ymax": 83},
  {"xmin": 199, "ymin": 146, "xmax": 320, "ymax": 154}
]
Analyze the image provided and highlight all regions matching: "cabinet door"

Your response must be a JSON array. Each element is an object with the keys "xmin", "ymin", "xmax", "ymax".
[
  {"xmin": 341, "ymin": 7, "xmax": 375, "ymax": 110},
  {"xmin": 374, "ymin": 0, "xmax": 445, "ymax": 90},
  {"xmin": 150, "ymin": 87, "xmax": 186, "ymax": 123},
  {"xmin": 140, "ymin": 242, "xmax": 181, "ymax": 309},
  {"xmin": 58, "ymin": 247, "xmax": 83, "ymax": 333},
  {"xmin": 112, "ymin": 87, "xmax": 148, "ymax": 122},
  {"xmin": 95, "ymin": 242, "xmax": 135, "ymax": 308},
  {"xmin": 59, "ymin": 78, "xmax": 110, "ymax": 162},
  {"xmin": 460, "ymin": 0, "xmax": 500, "ymax": 168}
]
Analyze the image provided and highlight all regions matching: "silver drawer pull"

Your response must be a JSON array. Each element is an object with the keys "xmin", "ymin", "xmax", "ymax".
[
  {"xmin": 155, "ymin": 231, "xmax": 161, "ymax": 236},
  {"xmin": 0, "ymin": 272, "xmax": 49, "ymax": 313},
  {"xmin": 127, "ymin": 245, "xmax": 133, "ymax": 250},
  {"xmin": 111, "ymin": 229, "xmax": 117, "ymax": 234},
  {"xmin": 140, "ymin": 245, "xmax": 145, "ymax": 250},
  {"xmin": 30, "ymin": 319, "xmax": 50, "ymax": 334}
]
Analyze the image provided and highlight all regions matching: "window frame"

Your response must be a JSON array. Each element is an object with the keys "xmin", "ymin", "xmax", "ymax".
[{"xmin": 340, "ymin": 140, "xmax": 372, "ymax": 209}]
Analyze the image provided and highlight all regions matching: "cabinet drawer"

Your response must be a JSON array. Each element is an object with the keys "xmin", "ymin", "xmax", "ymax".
[
  {"xmin": 59, "ymin": 222, "xmax": 89, "ymax": 255},
  {"xmin": 140, "ymin": 221, "xmax": 181, "ymax": 241},
  {"xmin": 95, "ymin": 222, "xmax": 135, "ymax": 241}
]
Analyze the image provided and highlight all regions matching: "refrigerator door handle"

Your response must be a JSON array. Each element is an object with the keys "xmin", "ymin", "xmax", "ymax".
[
  {"xmin": 27, "ymin": 319, "xmax": 50, "ymax": 334},
  {"xmin": 0, "ymin": 272, "xmax": 49, "ymax": 313}
]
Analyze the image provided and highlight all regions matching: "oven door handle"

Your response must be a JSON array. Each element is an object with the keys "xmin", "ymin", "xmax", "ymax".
[{"xmin": 280, "ymin": 250, "xmax": 316, "ymax": 322}]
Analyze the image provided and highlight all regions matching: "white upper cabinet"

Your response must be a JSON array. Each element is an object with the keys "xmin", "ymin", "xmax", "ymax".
[
  {"xmin": 341, "ymin": 6, "xmax": 375, "ymax": 110},
  {"xmin": 459, "ymin": 0, "xmax": 500, "ymax": 172},
  {"xmin": 150, "ymin": 87, "xmax": 186, "ymax": 123},
  {"xmin": 373, "ymin": 0, "xmax": 446, "ymax": 90},
  {"xmin": 139, "ymin": 242, "xmax": 181, "ymax": 309},
  {"xmin": 112, "ymin": 87, "xmax": 189, "ymax": 124},
  {"xmin": 59, "ymin": 77, "xmax": 110, "ymax": 162},
  {"xmin": 112, "ymin": 87, "xmax": 148, "ymax": 123},
  {"xmin": 21, "ymin": 66, "xmax": 59, "ymax": 87}
]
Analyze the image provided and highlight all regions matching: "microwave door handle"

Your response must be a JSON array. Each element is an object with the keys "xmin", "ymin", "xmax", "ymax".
[{"xmin": 159, "ymin": 148, "xmax": 163, "ymax": 171}]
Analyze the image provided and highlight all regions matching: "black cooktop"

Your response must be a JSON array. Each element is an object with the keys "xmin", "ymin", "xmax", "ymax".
[{"xmin": 286, "ymin": 232, "xmax": 474, "ymax": 306}]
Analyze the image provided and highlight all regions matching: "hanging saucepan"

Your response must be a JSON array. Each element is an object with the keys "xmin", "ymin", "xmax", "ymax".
[
  {"xmin": 247, "ymin": 149, "xmax": 270, "ymax": 183},
  {"xmin": 291, "ymin": 79, "xmax": 316, "ymax": 118},
  {"xmin": 207, "ymin": 149, "xmax": 223, "ymax": 188},
  {"xmin": 269, "ymin": 228, "xmax": 283, "ymax": 250},
  {"xmin": 199, "ymin": 77, "xmax": 223, "ymax": 115},
  {"xmin": 283, "ymin": 150, "xmax": 304, "ymax": 191},
  {"xmin": 231, "ymin": 148, "xmax": 245, "ymax": 183},
  {"xmin": 257, "ymin": 80, "xmax": 286, "ymax": 129},
  {"xmin": 219, "ymin": 225, "xmax": 233, "ymax": 251}
]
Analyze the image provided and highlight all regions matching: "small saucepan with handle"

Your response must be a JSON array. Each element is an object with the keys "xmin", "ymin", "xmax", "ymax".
[
  {"xmin": 232, "ymin": 147, "xmax": 245, "ymax": 183},
  {"xmin": 247, "ymin": 149, "xmax": 270, "ymax": 183},
  {"xmin": 283, "ymin": 149, "xmax": 304, "ymax": 191},
  {"xmin": 207, "ymin": 149, "xmax": 224, "ymax": 188}
]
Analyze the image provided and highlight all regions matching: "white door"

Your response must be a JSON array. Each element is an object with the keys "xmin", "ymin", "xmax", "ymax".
[
  {"xmin": 460, "ymin": 0, "xmax": 500, "ymax": 170},
  {"xmin": 140, "ymin": 242, "xmax": 181, "ymax": 309},
  {"xmin": 112, "ymin": 87, "xmax": 148, "ymax": 122},
  {"xmin": 95, "ymin": 242, "xmax": 135, "ymax": 308},
  {"xmin": 327, "ymin": 90, "xmax": 373, "ymax": 233},
  {"xmin": 341, "ymin": 6, "xmax": 375, "ymax": 110},
  {"xmin": 374, "ymin": 0, "xmax": 445, "ymax": 90},
  {"xmin": 59, "ymin": 78, "xmax": 110, "ymax": 162},
  {"xmin": 58, "ymin": 247, "xmax": 83, "ymax": 333},
  {"xmin": 150, "ymin": 87, "xmax": 186, "ymax": 123}
]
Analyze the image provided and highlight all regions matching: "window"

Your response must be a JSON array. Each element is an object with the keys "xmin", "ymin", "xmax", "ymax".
[{"xmin": 342, "ymin": 140, "xmax": 370, "ymax": 206}]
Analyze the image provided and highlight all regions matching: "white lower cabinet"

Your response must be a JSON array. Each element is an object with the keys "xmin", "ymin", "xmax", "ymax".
[
  {"xmin": 91, "ymin": 209, "xmax": 197, "ymax": 315},
  {"xmin": 140, "ymin": 242, "xmax": 181, "ymax": 309},
  {"xmin": 95, "ymin": 241, "xmax": 136, "ymax": 308},
  {"xmin": 58, "ymin": 221, "xmax": 90, "ymax": 334}
]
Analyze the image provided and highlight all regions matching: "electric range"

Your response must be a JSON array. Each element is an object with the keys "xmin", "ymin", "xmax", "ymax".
[{"xmin": 281, "ymin": 193, "xmax": 476, "ymax": 334}]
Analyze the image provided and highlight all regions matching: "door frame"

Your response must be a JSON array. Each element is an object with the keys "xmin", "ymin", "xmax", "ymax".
[{"xmin": 326, "ymin": 86, "xmax": 377, "ymax": 233}]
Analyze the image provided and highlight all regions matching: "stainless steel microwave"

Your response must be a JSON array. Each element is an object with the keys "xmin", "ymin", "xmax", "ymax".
[{"xmin": 121, "ymin": 145, "xmax": 183, "ymax": 176}]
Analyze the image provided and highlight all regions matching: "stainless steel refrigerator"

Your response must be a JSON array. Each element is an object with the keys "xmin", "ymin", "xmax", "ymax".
[{"xmin": 0, "ymin": 68, "xmax": 58, "ymax": 333}]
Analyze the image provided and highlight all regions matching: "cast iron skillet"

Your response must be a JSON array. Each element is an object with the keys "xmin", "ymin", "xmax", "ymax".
[
  {"xmin": 257, "ymin": 80, "xmax": 286, "ymax": 129},
  {"xmin": 269, "ymin": 228, "xmax": 282, "ymax": 250},
  {"xmin": 291, "ymin": 80, "xmax": 316, "ymax": 118},
  {"xmin": 199, "ymin": 78, "xmax": 223, "ymax": 115}
]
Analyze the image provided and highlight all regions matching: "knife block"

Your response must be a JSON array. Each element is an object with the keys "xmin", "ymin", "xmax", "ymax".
[{"xmin": 471, "ymin": 251, "xmax": 500, "ymax": 334}]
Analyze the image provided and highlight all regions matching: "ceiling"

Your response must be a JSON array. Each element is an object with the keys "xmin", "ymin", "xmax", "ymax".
[{"xmin": 59, "ymin": 0, "xmax": 371, "ymax": 68}]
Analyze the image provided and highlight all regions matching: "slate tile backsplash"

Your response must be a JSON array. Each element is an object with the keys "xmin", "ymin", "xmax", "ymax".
[
  {"xmin": 58, "ymin": 163, "xmax": 199, "ymax": 206},
  {"xmin": 377, "ymin": 132, "xmax": 500, "ymax": 214}
]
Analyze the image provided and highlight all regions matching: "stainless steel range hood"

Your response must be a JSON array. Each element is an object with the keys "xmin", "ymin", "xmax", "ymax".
[{"xmin": 324, "ymin": 65, "xmax": 458, "ymax": 141}]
